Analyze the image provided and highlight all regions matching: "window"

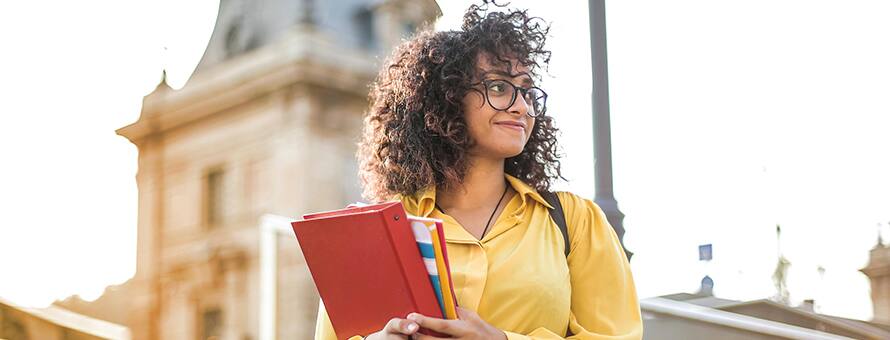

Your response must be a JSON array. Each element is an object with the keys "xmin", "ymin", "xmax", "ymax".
[
  {"xmin": 354, "ymin": 8, "xmax": 378, "ymax": 50},
  {"xmin": 223, "ymin": 16, "xmax": 243, "ymax": 58},
  {"xmin": 201, "ymin": 308, "xmax": 223, "ymax": 340},
  {"xmin": 402, "ymin": 21, "xmax": 417, "ymax": 39},
  {"xmin": 205, "ymin": 168, "xmax": 226, "ymax": 228}
]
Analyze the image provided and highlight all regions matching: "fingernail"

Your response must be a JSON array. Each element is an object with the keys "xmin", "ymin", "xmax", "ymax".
[
  {"xmin": 406, "ymin": 323, "xmax": 418, "ymax": 332},
  {"xmin": 407, "ymin": 313, "xmax": 420, "ymax": 321}
]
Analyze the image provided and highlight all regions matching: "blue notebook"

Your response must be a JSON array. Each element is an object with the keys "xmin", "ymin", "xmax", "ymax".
[{"xmin": 410, "ymin": 220, "xmax": 446, "ymax": 316}]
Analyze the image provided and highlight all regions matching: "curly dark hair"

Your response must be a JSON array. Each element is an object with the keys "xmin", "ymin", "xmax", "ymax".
[{"xmin": 357, "ymin": 0, "xmax": 564, "ymax": 202}]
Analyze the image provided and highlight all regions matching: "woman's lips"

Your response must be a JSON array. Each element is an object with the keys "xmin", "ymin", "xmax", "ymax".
[{"xmin": 495, "ymin": 121, "xmax": 526, "ymax": 132}]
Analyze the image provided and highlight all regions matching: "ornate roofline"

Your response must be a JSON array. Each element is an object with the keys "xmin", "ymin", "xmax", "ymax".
[{"xmin": 117, "ymin": 28, "xmax": 377, "ymax": 144}]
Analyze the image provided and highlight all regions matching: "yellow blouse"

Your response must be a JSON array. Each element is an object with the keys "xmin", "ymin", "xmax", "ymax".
[{"xmin": 314, "ymin": 175, "xmax": 642, "ymax": 339}]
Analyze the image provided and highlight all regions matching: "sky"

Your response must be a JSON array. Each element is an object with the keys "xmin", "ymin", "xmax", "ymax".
[{"xmin": 2, "ymin": 0, "xmax": 889, "ymax": 323}]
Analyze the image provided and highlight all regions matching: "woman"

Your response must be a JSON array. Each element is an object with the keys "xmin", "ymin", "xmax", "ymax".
[{"xmin": 316, "ymin": 1, "xmax": 642, "ymax": 339}]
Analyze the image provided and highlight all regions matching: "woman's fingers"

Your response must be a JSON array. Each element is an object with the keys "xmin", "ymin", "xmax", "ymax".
[
  {"xmin": 406, "ymin": 313, "xmax": 464, "ymax": 336},
  {"xmin": 406, "ymin": 310, "xmax": 506, "ymax": 340},
  {"xmin": 383, "ymin": 317, "xmax": 419, "ymax": 335},
  {"xmin": 455, "ymin": 306, "xmax": 477, "ymax": 320}
]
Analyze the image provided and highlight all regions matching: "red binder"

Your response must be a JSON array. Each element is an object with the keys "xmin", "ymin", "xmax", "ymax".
[{"xmin": 293, "ymin": 202, "xmax": 446, "ymax": 339}]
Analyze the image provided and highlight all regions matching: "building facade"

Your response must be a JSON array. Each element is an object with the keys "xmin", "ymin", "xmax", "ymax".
[{"xmin": 112, "ymin": 1, "xmax": 440, "ymax": 339}]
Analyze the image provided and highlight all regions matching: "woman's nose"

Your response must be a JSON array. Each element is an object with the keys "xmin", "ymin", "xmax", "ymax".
[{"xmin": 507, "ymin": 93, "xmax": 530, "ymax": 116}]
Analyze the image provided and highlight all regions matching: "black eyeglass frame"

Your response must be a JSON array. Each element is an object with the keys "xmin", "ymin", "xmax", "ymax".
[{"xmin": 473, "ymin": 79, "xmax": 548, "ymax": 117}]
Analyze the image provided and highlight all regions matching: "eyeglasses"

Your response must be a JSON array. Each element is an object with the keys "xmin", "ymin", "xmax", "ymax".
[{"xmin": 476, "ymin": 79, "xmax": 548, "ymax": 117}]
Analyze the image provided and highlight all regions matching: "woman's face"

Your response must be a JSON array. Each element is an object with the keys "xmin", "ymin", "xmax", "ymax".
[{"xmin": 461, "ymin": 54, "xmax": 537, "ymax": 160}]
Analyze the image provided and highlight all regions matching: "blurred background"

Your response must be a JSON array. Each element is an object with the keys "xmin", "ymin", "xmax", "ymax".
[{"xmin": 1, "ymin": 0, "xmax": 889, "ymax": 339}]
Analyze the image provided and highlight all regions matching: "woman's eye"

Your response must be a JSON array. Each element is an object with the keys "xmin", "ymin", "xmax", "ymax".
[{"xmin": 488, "ymin": 81, "xmax": 509, "ymax": 94}]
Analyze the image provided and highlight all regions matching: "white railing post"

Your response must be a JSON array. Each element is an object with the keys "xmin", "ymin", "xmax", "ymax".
[{"xmin": 258, "ymin": 214, "xmax": 296, "ymax": 340}]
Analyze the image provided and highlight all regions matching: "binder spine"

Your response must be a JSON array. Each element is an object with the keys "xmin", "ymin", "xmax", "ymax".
[{"xmin": 382, "ymin": 205, "xmax": 444, "ymax": 319}]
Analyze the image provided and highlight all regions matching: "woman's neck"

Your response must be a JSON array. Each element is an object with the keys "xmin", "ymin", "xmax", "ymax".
[{"xmin": 436, "ymin": 156, "xmax": 509, "ymax": 211}]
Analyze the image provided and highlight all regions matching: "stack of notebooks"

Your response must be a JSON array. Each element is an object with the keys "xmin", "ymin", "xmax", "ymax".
[{"xmin": 292, "ymin": 201, "xmax": 459, "ymax": 339}]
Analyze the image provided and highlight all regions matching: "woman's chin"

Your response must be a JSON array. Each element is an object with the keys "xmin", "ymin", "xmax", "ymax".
[
  {"xmin": 498, "ymin": 147, "xmax": 527, "ymax": 159},
  {"xmin": 469, "ymin": 143, "xmax": 527, "ymax": 160}
]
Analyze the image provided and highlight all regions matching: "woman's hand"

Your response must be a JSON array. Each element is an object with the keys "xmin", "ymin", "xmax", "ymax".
[
  {"xmin": 365, "ymin": 317, "xmax": 420, "ymax": 340},
  {"xmin": 406, "ymin": 307, "xmax": 507, "ymax": 340}
]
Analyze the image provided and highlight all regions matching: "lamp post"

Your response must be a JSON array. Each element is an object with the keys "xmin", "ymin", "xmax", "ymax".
[{"xmin": 589, "ymin": 0, "xmax": 631, "ymax": 259}]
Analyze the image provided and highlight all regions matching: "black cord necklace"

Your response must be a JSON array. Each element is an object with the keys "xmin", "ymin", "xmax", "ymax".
[{"xmin": 436, "ymin": 182, "xmax": 509, "ymax": 239}]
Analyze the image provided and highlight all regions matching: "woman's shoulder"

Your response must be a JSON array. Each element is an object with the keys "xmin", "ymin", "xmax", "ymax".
[
  {"xmin": 549, "ymin": 191, "xmax": 612, "ymax": 237},
  {"xmin": 551, "ymin": 191, "xmax": 604, "ymax": 215}
]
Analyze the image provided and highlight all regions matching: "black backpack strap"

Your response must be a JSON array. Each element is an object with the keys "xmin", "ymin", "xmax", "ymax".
[{"xmin": 540, "ymin": 191, "xmax": 570, "ymax": 257}]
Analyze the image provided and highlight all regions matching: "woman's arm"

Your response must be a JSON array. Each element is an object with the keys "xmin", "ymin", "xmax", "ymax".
[{"xmin": 502, "ymin": 193, "xmax": 643, "ymax": 340}]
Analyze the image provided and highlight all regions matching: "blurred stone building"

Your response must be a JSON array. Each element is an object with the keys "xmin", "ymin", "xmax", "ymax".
[{"xmin": 58, "ymin": 1, "xmax": 440, "ymax": 339}]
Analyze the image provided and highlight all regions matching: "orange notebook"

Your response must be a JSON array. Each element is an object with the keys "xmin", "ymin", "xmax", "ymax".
[
  {"xmin": 293, "ymin": 202, "xmax": 447, "ymax": 339},
  {"xmin": 430, "ymin": 222, "xmax": 459, "ymax": 319}
]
